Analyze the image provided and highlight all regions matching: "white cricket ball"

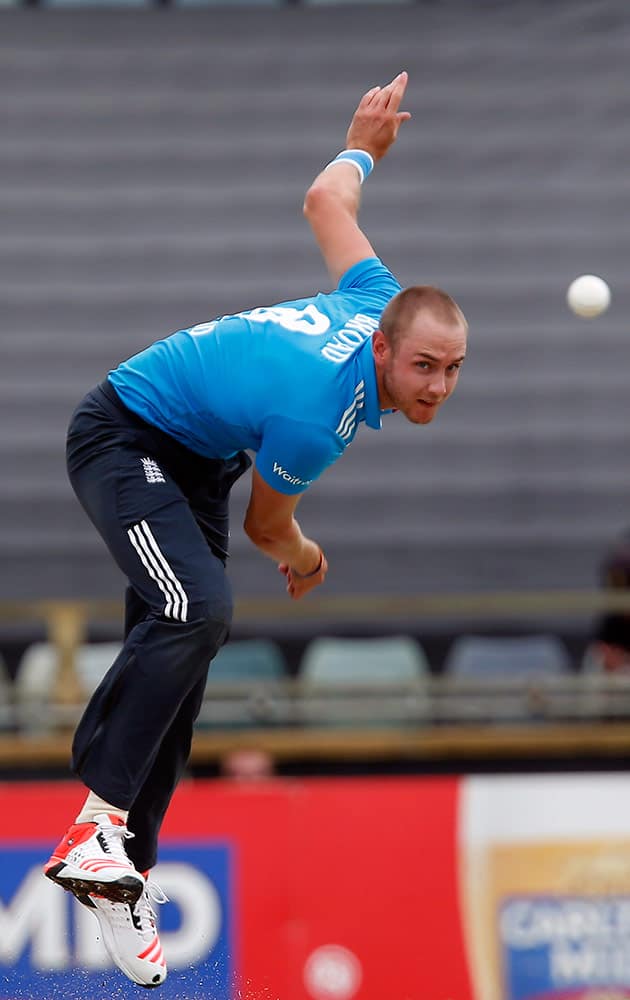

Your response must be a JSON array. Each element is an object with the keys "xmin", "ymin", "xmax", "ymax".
[{"xmin": 566, "ymin": 274, "xmax": 611, "ymax": 318}]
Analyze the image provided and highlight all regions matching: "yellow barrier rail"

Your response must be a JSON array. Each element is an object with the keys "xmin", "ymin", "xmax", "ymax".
[{"xmin": 2, "ymin": 722, "xmax": 630, "ymax": 771}]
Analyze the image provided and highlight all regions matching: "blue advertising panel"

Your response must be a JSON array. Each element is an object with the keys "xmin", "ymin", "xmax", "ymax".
[
  {"xmin": 500, "ymin": 895, "xmax": 630, "ymax": 1000},
  {"xmin": 0, "ymin": 842, "xmax": 234, "ymax": 1000}
]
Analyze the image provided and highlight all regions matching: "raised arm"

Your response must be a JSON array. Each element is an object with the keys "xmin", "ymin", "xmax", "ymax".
[{"xmin": 303, "ymin": 71, "xmax": 411, "ymax": 285}]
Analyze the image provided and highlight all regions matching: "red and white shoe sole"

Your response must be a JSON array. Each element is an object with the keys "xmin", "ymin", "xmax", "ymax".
[{"xmin": 44, "ymin": 861, "xmax": 144, "ymax": 904}]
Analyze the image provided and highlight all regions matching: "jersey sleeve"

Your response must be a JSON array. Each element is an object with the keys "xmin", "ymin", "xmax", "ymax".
[
  {"xmin": 256, "ymin": 416, "xmax": 344, "ymax": 496},
  {"xmin": 337, "ymin": 256, "xmax": 402, "ymax": 305}
]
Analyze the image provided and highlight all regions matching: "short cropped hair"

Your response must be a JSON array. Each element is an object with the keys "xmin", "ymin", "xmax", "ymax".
[{"xmin": 380, "ymin": 286, "xmax": 467, "ymax": 351}]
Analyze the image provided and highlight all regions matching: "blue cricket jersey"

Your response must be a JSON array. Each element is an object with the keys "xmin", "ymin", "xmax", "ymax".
[{"xmin": 109, "ymin": 257, "xmax": 401, "ymax": 495}]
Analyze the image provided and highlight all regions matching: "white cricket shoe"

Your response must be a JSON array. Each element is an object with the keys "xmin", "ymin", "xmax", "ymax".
[
  {"xmin": 83, "ymin": 877, "xmax": 168, "ymax": 988},
  {"xmin": 44, "ymin": 812, "xmax": 144, "ymax": 904}
]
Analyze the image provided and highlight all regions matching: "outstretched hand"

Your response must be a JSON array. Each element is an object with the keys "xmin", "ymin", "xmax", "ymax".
[{"xmin": 345, "ymin": 71, "xmax": 411, "ymax": 163}]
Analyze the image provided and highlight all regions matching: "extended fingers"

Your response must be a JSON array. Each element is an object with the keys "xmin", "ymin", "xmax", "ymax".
[
  {"xmin": 382, "ymin": 70, "xmax": 408, "ymax": 110},
  {"xmin": 359, "ymin": 73, "xmax": 408, "ymax": 117},
  {"xmin": 361, "ymin": 85, "xmax": 381, "ymax": 107}
]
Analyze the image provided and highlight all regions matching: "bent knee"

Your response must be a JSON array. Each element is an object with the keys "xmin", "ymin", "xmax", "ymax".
[
  {"xmin": 201, "ymin": 611, "xmax": 231, "ymax": 655},
  {"xmin": 187, "ymin": 597, "xmax": 232, "ymax": 656},
  {"xmin": 154, "ymin": 613, "xmax": 229, "ymax": 677},
  {"xmin": 185, "ymin": 576, "xmax": 233, "ymax": 631}
]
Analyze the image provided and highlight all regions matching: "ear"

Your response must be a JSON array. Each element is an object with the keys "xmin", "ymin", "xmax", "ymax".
[{"xmin": 371, "ymin": 329, "xmax": 390, "ymax": 369}]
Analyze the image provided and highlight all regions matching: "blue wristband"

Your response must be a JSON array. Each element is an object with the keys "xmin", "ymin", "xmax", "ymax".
[{"xmin": 325, "ymin": 149, "xmax": 374, "ymax": 184}]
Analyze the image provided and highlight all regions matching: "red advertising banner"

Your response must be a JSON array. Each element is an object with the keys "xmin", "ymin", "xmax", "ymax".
[{"xmin": 0, "ymin": 776, "xmax": 471, "ymax": 1000}]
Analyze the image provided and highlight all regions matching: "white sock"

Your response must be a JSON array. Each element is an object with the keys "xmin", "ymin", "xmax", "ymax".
[{"xmin": 75, "ymin": 790, "xmax": 129, "ymax": 825}]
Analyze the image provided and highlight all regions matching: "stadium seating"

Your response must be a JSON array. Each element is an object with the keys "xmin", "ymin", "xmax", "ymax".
[
  {"xmin": 74, "ymin": 641, "xmax": 122, "ymax": 693},
  {"xmin": 13, "ymin": 641, "xmax": 121, "ymax": 727},
  {"xmin": 443, "ymin": 634, "xmax": 572, "ymax": 679},
  {"xmin": 295, "ymin": 635, "xmax": 429, "ymax": 728},
  {"xmin": 0, "ymin": 655, "xmax": 13, "ymax": 730},
  {"xmin": 299, "ymin": 635, "xmax": 429, "ymax": 686},
  {"xmin": 206, "ymin": 638, "xmax": 288, "ymax": 683}
]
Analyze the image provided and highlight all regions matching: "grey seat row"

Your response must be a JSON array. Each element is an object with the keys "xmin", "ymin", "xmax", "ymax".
[{"xmin": 8, "ymin": 631, "xmax": 574, "ymax": 704}]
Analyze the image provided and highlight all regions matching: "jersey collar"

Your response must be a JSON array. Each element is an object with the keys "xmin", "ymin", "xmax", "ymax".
[{"xmin": 356, "ymin": 338, "xmax": 384, "ymax": 430}]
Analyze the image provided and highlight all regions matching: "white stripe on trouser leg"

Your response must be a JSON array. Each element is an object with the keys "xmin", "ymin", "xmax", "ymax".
[
  {"xmin": 127, "ymin": 525, "xmax": 176, "ymax": 619},
  {"xmin": 129, "ymin": 523, "xmax": 180, "ymax": 618},
  {"xmin": 136, "ymin": 520, "xmax": 189, "ymax": 622},
  {"xmin": 127, "ymin": 521, "xmax": 188, "ymax": 622}
]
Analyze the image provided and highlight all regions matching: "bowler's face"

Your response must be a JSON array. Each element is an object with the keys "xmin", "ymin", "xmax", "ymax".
[{"xmin": 373, "ymin": 317, "xmax": 467, "ymax": 425}]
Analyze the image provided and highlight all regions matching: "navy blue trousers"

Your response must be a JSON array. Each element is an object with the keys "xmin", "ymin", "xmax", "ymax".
[{"xmin": 66, "ymin": 381, "xmax": 251, "ymax": 871}]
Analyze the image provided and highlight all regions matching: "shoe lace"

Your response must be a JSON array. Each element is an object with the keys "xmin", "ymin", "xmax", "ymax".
[
  {"xmin": 134, "ymin": 879, "xmax": 169, "ymax": 931},
  {"xmin": 97, "ymin": 818, "xmax": 135, "ymax": 864}
]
